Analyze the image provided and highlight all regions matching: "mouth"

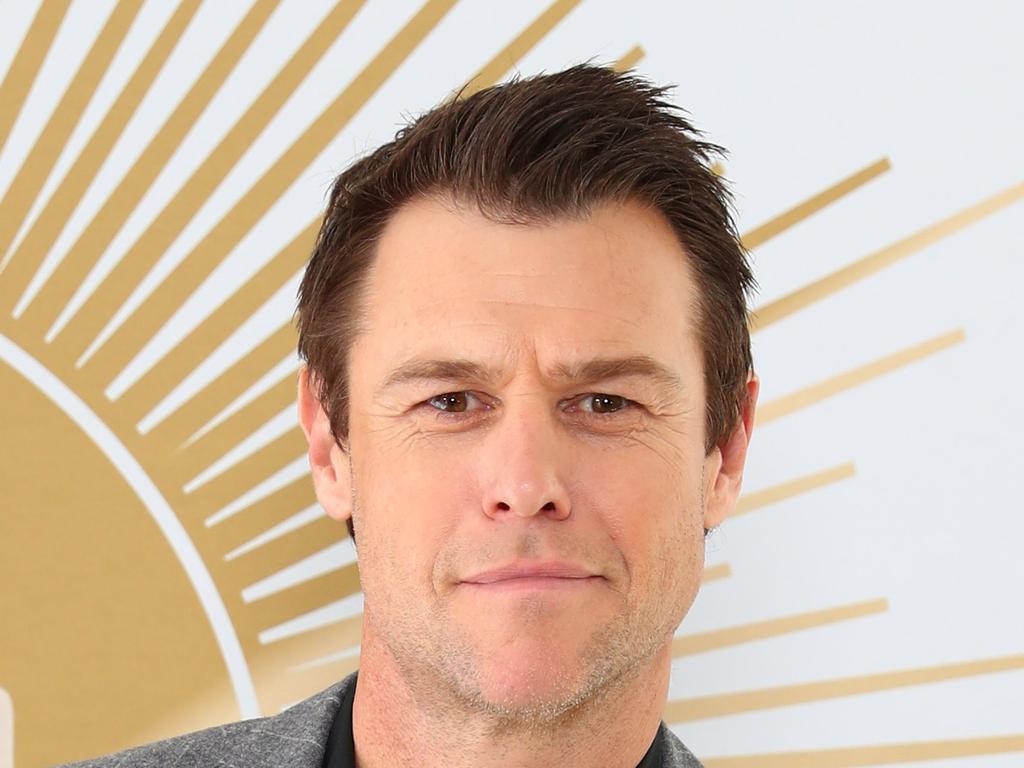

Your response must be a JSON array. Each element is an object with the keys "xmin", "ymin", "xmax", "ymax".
[{"xmin": 459, "ymin": 574, "xmax": 605, "ymax": 592}]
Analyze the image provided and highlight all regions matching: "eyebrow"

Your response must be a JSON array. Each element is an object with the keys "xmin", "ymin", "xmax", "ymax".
[{"xmin": 379, "ymin": 354, "xmax": 684, "ymax": 397}]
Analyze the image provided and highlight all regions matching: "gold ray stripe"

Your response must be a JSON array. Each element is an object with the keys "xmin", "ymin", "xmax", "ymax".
[
  {"xmin": 0, "ymin": 0, "xmax": 70, "ymax": 157},
  {"xmin": 119, "ymin": 221, "xmax": 317, "ymax": 423},
  {"xmin": 613, "ymin": 44, "xmax": 645, "ymax": 72},
  {"xmin": 122, "ymin": 0, "xmax": 575, "ymax": 436},
  {"xmin": 701, "ymin": 563, "xmax": 731, "ymax": 583},
  {"xmin": 13, "ymin": 0, "xmax": 280, "ymax": 336},
  {"xmin": 79, "ymin": 0, "xmax": 581, "ymax": 390},
  {"xmin": 672, "ymin": 599, "xmax": 888, "ymax": 658},
  {"xmin": 741, "ymin": 158, "xmax": 891, "ymax": 251},
  {"xmin": 147, "ymin": 324, "xmax": 295, "ymax": 450},
  {"xmin": 458, "ymin": 0, "xmax": 582, "ymax": 99},
  {"xmin": 750, "ymin": 180, "xmax": 1024, "ymax": 332},
  {"xmin": 756, "ymin": 330, "xmax": 964, "ymax": 426},
  {"xmin": 0, "ymin": 0, "xmax": 143, "ymax": 261},
  {"xmin": 733, "ymin": 463, "xmax": 855, "ymax": 517},
  {"xmin": 61, "ymin": 0, "xmax": 452, "ymax": 381},
  {"xmin": 669, "ymin": 653, "xmax": 1024, "ymax": 722},
  {"xmin": 133, "ymin": 0, "xmax": 591, "ymax": 454},
  {"xmin": 701, "ymin": 735, "xmax": 1024, "ymax": 768},
  {"xmin": 175, "ymin": 375, "xmax": 297, "ymax": 482},
  {"xmin": 1, "ymin": 0, "xmax": 201, "ymax": 309}
]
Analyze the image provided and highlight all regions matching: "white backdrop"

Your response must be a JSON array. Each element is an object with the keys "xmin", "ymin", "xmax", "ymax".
[{"xmin": 0, "ymin": 1, "xmax": 1021, "ymax": 765}]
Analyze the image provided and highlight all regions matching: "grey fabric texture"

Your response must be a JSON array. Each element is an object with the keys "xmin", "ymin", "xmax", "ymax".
[
  {"xmin": 656, "ymin": 723, "xmax": 705, "ymax": 768},
  {"xmin": 54, "ymin": 675, "xmax": 352, "ymax": 768},
  {"xmin": 54, "ymin": 672, "xmax": 703, "ymax": 767}
]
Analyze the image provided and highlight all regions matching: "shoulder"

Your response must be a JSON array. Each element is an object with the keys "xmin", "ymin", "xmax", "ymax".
[
  {"xmin": 656, "ymin": 722, "xmax": 705, "ymax": 768},
  {"xmin": 53, "ymin": 674, "xmax": 356, "ymax": 768}
]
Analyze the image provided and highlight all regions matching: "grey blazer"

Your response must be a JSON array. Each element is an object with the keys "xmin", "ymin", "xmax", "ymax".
[{"xmin": 56, "ymin": 672, "xmax": 703, "ymax": 767}]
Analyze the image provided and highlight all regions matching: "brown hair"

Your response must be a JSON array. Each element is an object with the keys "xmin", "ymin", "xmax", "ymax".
[{"xmin": 296, "ymin": 64, "xmax": 755, "ymax": 539}]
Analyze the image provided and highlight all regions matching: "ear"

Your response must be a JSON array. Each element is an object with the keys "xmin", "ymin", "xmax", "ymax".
[
  {"xmin": 703, "ymin": 373, "xmax": 759, "ymax": 530},
  {"xmin": 297, "ymin": 365, "xmax": 353, "ymax": 523}
]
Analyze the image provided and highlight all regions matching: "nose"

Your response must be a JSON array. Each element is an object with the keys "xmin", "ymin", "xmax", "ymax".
[{"xmin": 480, "ymin": 404, "xmax": 572, "ymax": 522}]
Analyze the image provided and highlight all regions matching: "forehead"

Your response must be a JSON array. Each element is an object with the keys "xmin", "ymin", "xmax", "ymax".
[{"xmin": 355, "ymin": 195, "xmax": 701, "ymax": 375}]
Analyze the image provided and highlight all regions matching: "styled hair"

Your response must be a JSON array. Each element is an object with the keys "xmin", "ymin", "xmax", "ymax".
[{"xmin": 296, "ymin": 64, "xmax": 755, "ymax": 540}]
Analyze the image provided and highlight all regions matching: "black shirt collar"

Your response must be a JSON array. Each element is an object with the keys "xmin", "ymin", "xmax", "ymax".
[{"xmin": 322, "ymin": 673, "xmax": 664, "ymax": 768}]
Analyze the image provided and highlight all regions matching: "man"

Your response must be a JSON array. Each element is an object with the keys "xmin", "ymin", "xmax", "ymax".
[{"xmin": 62, "ymin": 64, "xmax": 757, "ymax": 768}]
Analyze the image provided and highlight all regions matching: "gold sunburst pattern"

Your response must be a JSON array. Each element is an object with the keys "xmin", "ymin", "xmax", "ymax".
[{"xmin": 1, "ymin": 1, "xmax": 1022, "ymax": 766}]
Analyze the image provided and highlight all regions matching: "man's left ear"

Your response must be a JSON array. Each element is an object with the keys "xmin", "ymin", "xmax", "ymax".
[
  {"xmin": 703, "ymin": 373, "xmax": 759, "ymax": 530},
  {"xmin": 297, "ymin": 365, "xmax": 353, "ymax": 524}
]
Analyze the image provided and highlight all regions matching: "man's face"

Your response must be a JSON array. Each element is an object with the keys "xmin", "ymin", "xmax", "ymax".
[{"xmin": 305, "ymin": 195, "xmax": 748, "ymax": 718}]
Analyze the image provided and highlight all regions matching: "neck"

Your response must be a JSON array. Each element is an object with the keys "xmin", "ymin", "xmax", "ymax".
[{"xmin": 351, "ymin": 625, "xmax": 671, "ymax": 768}]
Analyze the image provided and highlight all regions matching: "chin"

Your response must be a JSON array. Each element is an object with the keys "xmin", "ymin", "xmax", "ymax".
[{"xmin": 461, "ymin": 640, "xmax": 619, "ymax": 720}]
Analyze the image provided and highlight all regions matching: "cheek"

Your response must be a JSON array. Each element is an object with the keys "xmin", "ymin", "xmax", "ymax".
[
  {"xmin": 356, "ymin": 439, "xmax": 469, "ymax": 586},
  {"xmin": 585, "ymin": 439, "xmax": 706, "ymax": 589}
]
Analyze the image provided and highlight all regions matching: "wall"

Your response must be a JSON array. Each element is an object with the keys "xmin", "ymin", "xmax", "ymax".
[{"xmin": 0, "ymin": 1, "xmax": 1021, "ymax": 765}]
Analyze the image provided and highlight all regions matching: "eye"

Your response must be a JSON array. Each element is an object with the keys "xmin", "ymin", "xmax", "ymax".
[
  {"xmin": 424, "ymin": 391, "xmax": 486, "ymax": 416},
  {"xmin": 574, "ymin": 393, "xmax": 638, "ymax": 415}
]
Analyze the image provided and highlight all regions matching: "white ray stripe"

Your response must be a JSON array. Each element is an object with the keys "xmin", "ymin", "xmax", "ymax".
[
  {"xmin": 8, "ymin": 0, "xmax": 182, "ymax": 317},
  {"xmin": 204, "ymin": 454, "xmax": 308, "ymax": 527},
  {"xmin": 289, "ymin": 644, "xmax": 360, "ymax": 672},
  {"xmin": 225, "ymin": 504, "xmax": 325, "ymax": 562},
  {"xmin": 241, "ymin": 538, "xmax": 356, "ymax": 604},
  {"xmin": 132, "ymin": 290, "xmax": 299, "ymax": 438},
  {"xmin": 178, "ymin": 354, "xmax": 301, "ymax": 446},
  {"xmin": 0, "ymin": 332, "xmax": 259, "ymax": 718},
  {"xmin": 183, "ymin": 404, "xmax": 296, "ymax": 494},
  {"xmin": 0, "ymin": 686, "xmax": 11, "ymax": 768},
  {"xmin": 258, "ymin": 591, "xmax": 364, "ymax": 646}
]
